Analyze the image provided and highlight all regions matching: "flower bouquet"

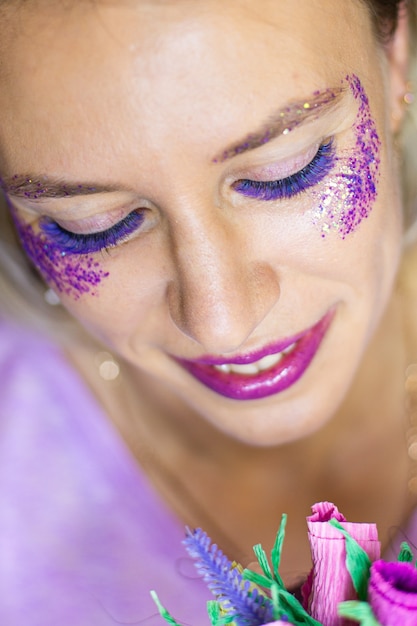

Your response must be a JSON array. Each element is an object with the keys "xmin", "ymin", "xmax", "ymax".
[{"xmin": 151, "ymin": 502, "xmax": 417, "ymax": 626}]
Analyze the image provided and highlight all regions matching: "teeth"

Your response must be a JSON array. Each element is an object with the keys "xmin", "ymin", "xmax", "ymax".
[
  {"xmin": 213, "ymin": 344, "xmax": 296, "ymax": 376},
  {"xmin": 215, "ymin": 364, "xmax": 231, "ymax": 374},
  {"xmin": 229, "ymin": 363, "xmax": 260, "ymax": 375},
  {"xmin": 257, "ymin": 353, "xmax": 282, "ymax": 371},
  {"xmin": 282, "ymin": 342, "xmax": 296, "ymax": 355}
]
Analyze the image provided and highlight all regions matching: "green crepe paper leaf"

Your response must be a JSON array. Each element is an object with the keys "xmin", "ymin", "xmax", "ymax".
[
  {"xmin": 242, "ymin": 568, "xmax": 274, "ymax": 589},
  {"xmin": 338, "ymin": 601, "xmax": 382, "ymax": 625},
  {"xmin": 271, "ymin": 583, "xmax": 322, "ymax": 626},
  {"xmin": 207, "ymin": 601, "xmax": 221, "ymax": 625},
  {"xmin": 207, "ymin": 601, "xmax": 237, "ymax": 626},
  {"xmin": 244, "ymin": 516, "xmax": 318, "ymax": 626},
  {"xmin": 253, "ymin": 543, "xmax": 273, "ymax": 580},
  {"xmin": 329, "ymin": 519, "xmax": 372, "ymax": 601},
  {"xmin": 270, "ymin": 582, "xmax": 281, "ymax": 620},
  {"xmin": 150, "ymin": 591, "xmax": 183, "ymax": 626},
  {"xmin": 249, "ymin": 515, "xmax": 286, "ymax": 592},
  {"xmin": 397, "ymin": 542, "xmax": 414, "ymax": 563},
  {"xmin": 272, "ymin": 514, "xmax": 287, "ymax": 585},
  {"xmin": 269, "ymin": 581, "xmax": 321, "ymax": 626}
]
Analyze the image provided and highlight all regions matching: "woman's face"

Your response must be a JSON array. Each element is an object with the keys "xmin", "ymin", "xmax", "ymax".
[{"xmin": 0, "ymin": 0, "xmax": 405, "ymax": 444}]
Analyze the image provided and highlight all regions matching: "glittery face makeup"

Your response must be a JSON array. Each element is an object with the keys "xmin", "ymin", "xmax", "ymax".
[
  {"xmin": 3, "ymin": 179, "xmax": 145, "ymax": 297},
  {"xmin": 312, "ymin": 74, "xmax": 381, "ymax": 238},
  {"xmin": 233, "ymin": 140, "xmax": 336, "ymax": 201},
  {"xmin": 6, "ymin": 74, "xmax": 378, "ymax": 301},
  {"xmin": 1, "ymin": 178, "xmax": 95, "ymax": 200},
  {"xmin": 0, "ymin": 176, "xmax": 115, "ymax": 200},
  {"xmin": 213, "ymin": 86, "xmax": 344, "ymax": 163},
  {"xmin": 232, "ymin": 74, "xmax": 380, "ymax": 239},
  {"xmin": 11, "ymin": 212, "xmax": 110, "ymax": 299}
]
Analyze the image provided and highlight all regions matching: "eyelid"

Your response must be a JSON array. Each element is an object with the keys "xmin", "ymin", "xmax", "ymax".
[
  {"xmin": 229, "ymin": 141, "xmax": 322, "ymax": 185},
  {"xmin": 232, "ymin": 139, "xmax": 335, "ymax": 202},
  {"xmin": 10, "ymin": 191, "xmax": 147, "ymax": 228},
  {"xmin": 53, "ymin": 210, "xmax": 129, "ymax": 234},
  {"xmin": 37, "ymin": 193, "xmax": 155, "ymax": 237},
  {"xmin": 39, "ymin": 209, "xmax": 146, "ymax": 255}
]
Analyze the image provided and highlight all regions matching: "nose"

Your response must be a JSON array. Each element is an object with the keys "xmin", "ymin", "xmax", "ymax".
[{"xmin": 166, "ymin": 207, "xmax": 280, "ymax": 354}]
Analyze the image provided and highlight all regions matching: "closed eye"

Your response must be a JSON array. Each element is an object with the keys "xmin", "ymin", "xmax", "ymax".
[
  {"xmin": 232, "ymin": 140, "xmax": 335, "ymax": 201},
  {"xmin": 40, "ymin": 209, "xmax": 145, "ymax": 255}
]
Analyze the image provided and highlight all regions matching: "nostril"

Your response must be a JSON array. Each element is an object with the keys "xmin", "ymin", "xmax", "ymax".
[{"xmin": 166, "ymin": 261, "xmax": 280, "ymax": 353}]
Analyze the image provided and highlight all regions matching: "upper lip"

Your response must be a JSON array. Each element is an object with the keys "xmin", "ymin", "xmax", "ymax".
[{"xmin": 179, "ymin": 316, "xmax": 327, "ymax": 367}]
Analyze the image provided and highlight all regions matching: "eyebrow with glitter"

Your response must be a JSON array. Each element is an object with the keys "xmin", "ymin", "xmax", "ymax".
[
  {"xmin": 1, "ymin": 85, "xmax": 346, "ymax": 199},
  {"xmin": 0, "ymin": 176, "xmax": 120, "ymax": 200},
  {"xmin": 212, "ymin": 85, "xmax": 346, "ymax": 163}
]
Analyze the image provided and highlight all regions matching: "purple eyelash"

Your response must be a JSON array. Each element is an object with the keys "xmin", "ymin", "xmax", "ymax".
[
  {"xmin": 233, "ymin": 140, "xmax": 335, "ymax": 201},
  {"xmin": 40, "ymin": 209, "xmax": 144, "ymax": 255}
]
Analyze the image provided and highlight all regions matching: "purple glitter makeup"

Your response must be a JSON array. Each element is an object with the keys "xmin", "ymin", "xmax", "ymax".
[
  {"xmin": 213, "ymin": 86, "xmax": 345, "ymax": 163},
  {"xmin": 13, "ymin": 214, "xmax": 109, "ymax": 299},
  {"xmin": 0, "ymin": 176, "xmax": 102, "ymax": 200},
  {"xmin": 312, "ymin": 74, "xmax": 381, "ymax": 238}
]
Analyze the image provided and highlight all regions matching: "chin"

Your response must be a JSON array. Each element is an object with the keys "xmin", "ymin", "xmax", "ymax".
[{"xmin": 189, "ymin": 387, "xmax": 347, "ymax": 448}]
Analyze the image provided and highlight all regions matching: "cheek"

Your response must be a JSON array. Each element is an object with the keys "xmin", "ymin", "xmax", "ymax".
[
  {"xmin": 312, "ymin": 74, "xmax": 381, "ymax": 238},
  {"xmin": 56, "ymin": 247, "xmax": 168, "ymax": 346},
  {"xmin": 12, "ymin": 215, "xmax": 110, "ymax": 299}
]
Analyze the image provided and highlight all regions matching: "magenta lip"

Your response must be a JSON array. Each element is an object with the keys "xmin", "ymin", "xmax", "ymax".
[{"xmin": 174, "ymin": 309, "xmax": 335, "ymax": 400}]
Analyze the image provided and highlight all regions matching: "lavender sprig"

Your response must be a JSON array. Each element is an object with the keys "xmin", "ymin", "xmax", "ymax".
[{"xmin": 183, "ymin": 528, "xmax": 274, "ymax": 625}]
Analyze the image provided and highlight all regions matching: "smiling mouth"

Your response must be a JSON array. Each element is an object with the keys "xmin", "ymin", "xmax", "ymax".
[
  {"xmin": 211, "ymin": 343, "xmax": 296, "ymax": 376},
  {"xmin": 175, "ymin": 309, "xmax": 335, "ymax": 400}
]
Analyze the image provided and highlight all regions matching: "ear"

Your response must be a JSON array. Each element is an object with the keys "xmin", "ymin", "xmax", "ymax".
[{"xmin": 385, "ymin": 6, "xmax": 412, "ymax": 133}]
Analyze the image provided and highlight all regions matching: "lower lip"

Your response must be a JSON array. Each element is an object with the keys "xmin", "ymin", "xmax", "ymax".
[{"xmin": 175, "ymin": 310, "xmax": 334, "ymax": 401}]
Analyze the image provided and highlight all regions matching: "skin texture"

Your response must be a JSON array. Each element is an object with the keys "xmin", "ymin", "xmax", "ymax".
[{"xmin": 0, "ymin": 0, "xmax": 406, "ymax": 446}]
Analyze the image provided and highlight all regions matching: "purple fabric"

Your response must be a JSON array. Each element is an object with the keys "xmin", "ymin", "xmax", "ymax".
[{"xmin": 0, "ymin": 320, "xmax": 210, "ymax": 625}]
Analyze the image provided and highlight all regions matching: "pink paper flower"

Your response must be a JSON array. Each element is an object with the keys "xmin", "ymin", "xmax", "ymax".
[
  {"xmin": 302, "ymin": 502, "xmax": 381, "ymax": 626},
  {"xmin": 368, "ymin": 559, "xmax": 417, "ymax": 625}
]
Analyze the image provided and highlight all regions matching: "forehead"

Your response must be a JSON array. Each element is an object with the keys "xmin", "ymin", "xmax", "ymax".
[
  {"xmin": 0, "ymin": 0, "xmax": 373, "ymax": 89},
  {"xmin": 1, "ymin": 0, "xmax": 371, "ymax": 58},
  {"xmin": 0, "ymin": 0, "xmax": 375, "ymax": 180}
]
